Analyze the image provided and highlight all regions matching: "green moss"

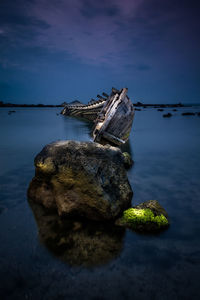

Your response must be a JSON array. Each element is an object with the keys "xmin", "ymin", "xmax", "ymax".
[
  {"xmin": 122, "ymin": 208, "xmax": 169, "ymax": 228},
  {"xmin": 122, "ymin": 152, "xmax": 133, "ymax": 168},
  {"xmin": 123, "ymin": 130, "xmax": 131, "ymax": 140},
  {"xmin": 154, "ymin": 214, "xmax": 169, "ymax": 227},
  {"xmin": 123, "ymin": 152, "xmax": 131, "ymax": 160}
]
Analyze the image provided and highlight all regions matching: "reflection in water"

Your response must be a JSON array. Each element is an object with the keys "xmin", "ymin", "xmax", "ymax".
[
  {"xmin": 1, "ymin": 107, "xmax": 200, "ymax": 299},
  {"xmin": 62, "ymin": 115, "xmax": 94, "ymax": 141},
  {"xmin": 28, "ymin": 199, "xmax": 125, "ymax": 267}
]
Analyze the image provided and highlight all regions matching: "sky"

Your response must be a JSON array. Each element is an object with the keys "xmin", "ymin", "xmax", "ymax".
[{"xmin": 0, "ymin": 0, "xmax": 199, "ymax": 104}]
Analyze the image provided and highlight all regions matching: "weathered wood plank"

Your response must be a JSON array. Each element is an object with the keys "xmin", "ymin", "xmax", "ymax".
[
  {"xmin": 102, "ymin": 92, "xmax": 109, "ymax": 98},
  {"xmin": 102, "ymin": 132, "xmax": 125, "ymax": 145},
  {"xmin": 93, "ymin": 88, "xmax": 134, "ymax": 145}
]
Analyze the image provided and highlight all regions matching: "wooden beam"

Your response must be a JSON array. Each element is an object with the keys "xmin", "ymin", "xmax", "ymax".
[
  {"xmin": 102, "ymin": 92, "xmax": 109, "ymax": 98},
  {"xmin": 112, "ymin": 87, "xmax": 120, "ymax": 94},
  {"xmin": 102, "ymin": 132, "xmax": 125, "ymax": 145}
]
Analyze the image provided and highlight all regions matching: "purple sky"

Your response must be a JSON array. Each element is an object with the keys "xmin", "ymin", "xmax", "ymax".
[{"xmin": 0, "ymin": 0, "xmax": 199, "ymax": 104}]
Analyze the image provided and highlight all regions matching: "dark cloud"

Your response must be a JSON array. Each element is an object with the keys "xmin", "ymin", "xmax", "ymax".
[{"xmin": 81, "ymin": 0, "xmax": 120, "ymax": 18}]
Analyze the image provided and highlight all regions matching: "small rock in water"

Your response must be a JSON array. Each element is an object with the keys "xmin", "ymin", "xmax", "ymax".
[
  {"xmin": 116, "ymin": 200, "xmax": 169, "ymax": 233},
  {"xmin": 163, "ymin": 113, "xmax": 172, "ymax": 118},
  {"xmin": 182, "ymin": 112, "xmax": 195, "ymax": 116},
  {"xmin": 8, "ymin": 110, "xmax": 16, "ymax": 115},
  {"xmin": 28, "ymin": 140, "xmax": 133, "ymax": 221}
]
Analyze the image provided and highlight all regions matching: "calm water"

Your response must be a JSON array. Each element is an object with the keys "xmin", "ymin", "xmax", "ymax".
[{"xmin": 0, "ymin": 107, "xmax": 200, "ymax": 299}]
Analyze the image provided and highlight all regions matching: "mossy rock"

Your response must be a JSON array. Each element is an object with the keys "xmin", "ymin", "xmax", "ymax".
[
  {"xmin": 116, "ymin": 200, "xmax": 169, "ymax": 233},
  {"xmin": 135, "ymin": 200, "xmax": 168, "ymax": 218},
  {"xmin": 122, "ymin": 152, "xmax": 133, "ymax": 169}
]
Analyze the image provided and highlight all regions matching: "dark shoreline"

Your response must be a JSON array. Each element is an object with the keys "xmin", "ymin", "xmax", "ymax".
[
  {"xmin": 0, "ymin": 104, "xmax": 63, "ymax": 108},
  {"xmin": 0, "ymin": 103, "xmax": 193, "ymax": 108}
]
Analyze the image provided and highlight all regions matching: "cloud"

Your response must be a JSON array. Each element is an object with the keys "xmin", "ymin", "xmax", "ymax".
[
  {"xmin": 0, "ymin": 0, "xmax": 146, "ymax": 66},
  {"xmin": 0, "ymin": 0, "xmax": 199, "ymax": 69}
]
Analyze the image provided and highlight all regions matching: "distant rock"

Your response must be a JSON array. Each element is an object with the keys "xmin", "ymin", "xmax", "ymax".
[
  {"xmin": 60, "ymin": 102, "xmax": 68, "ymax": 106},
  {"xmin": 69, "ymin": 100, "xmax": 83, "ymax": 106},
  {"xmin": 157, "ymin": 109, "xmax": 164, "ymax": 111},
  {"xmin": 28, "ymin": 141, "xmax": 133, "ymax": 221},
  {"xmin": 8, "ymin": 110, "xmax": 16, "ymax": 115},
  {"xmin": 182, "ymin": 112, "xmax": 195, "ymax": 116},
  {"xmin": 61, "ymin": 100, "xmax": 83, "ymax": 107},
  {"xmin": 135, "ymin": 101, "xmax": 143, "ymax": 106},
  {"xmin": 163, "ymin": 113, "xmax": 172, "ymax": 118}
]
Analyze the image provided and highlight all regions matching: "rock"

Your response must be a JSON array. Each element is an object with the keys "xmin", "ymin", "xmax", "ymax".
[
  {"xmin": 116, "ymin": 200, "xmax": 169, "ymax": 233},
  {"xmin": 122, "ymin": 152, "xmax": 134, "ymax": 169},
  {"xmin": 163, "ymin": 113, "xmax": 172, "ymax": 118},
  {"xmin": 135, "ymin": 200, "xmax": 168, "ymax": 218},
  {"xmin": 8, "ymin": 110, "xmax": 16, "ymax": 115},
  {"xmin": 28, "ymin": 140, "xmax": 133, "ymax": 221},
  {"xmin": 197, "ymin": 112, "xmax": 200, "ymax": 116},
  {"xmin": 182, "ymin": 112, "xmax": 195, "ymax": 116},
  {"xmin": 157, "ymin": 109, "xmax": 164, "ymax": 111}
]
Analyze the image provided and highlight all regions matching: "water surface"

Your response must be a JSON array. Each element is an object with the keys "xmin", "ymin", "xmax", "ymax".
[{"xmin": 0, "ymin": 107, "xmax": 200, "ymax": 299}]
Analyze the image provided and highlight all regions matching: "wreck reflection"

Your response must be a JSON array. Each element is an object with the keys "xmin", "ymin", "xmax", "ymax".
[{"xmin": 28, "ymin": 199, "xmax": 125, "ymax": 267}]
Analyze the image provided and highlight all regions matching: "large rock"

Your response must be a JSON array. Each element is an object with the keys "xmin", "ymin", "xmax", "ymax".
[{"xmin": 28, "ymin": 140, "xmax": 133, "ymax": 221}]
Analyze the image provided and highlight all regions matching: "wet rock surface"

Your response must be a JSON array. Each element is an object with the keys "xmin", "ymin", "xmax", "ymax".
[{"xmin": 28, "ymin": 140, "xmax": 133, "ymax": 221}]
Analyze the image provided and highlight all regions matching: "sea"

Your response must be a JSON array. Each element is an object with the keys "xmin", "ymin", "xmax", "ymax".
[{"xmin": 0, "ymin": 106, "xmax": 200, "ymax": 300}]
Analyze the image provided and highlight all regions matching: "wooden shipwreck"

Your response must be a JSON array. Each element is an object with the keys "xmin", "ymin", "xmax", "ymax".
[{"xmin": 61, "ymin": 87, "xmax": 135, "ymax": 146}]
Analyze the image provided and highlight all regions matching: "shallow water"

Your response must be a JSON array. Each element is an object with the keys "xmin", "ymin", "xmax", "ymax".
[{"xmin": 0, "ymin": 107, "xmax": 200, "ymax": 299}]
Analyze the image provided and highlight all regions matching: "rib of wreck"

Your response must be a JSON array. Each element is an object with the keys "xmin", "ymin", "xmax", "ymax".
[
  {"xmin": 61, "ymin": 97, "xmax": 107, "ymax": 121},
  {"xmin": 61, "ymin": 87, "xmax": 135, "ymax": 146}
]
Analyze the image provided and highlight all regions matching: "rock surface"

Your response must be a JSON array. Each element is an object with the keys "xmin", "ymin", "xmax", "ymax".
[{"xmin": 28, "ymin": 140, "xmax": 133, "ymax": 221}]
